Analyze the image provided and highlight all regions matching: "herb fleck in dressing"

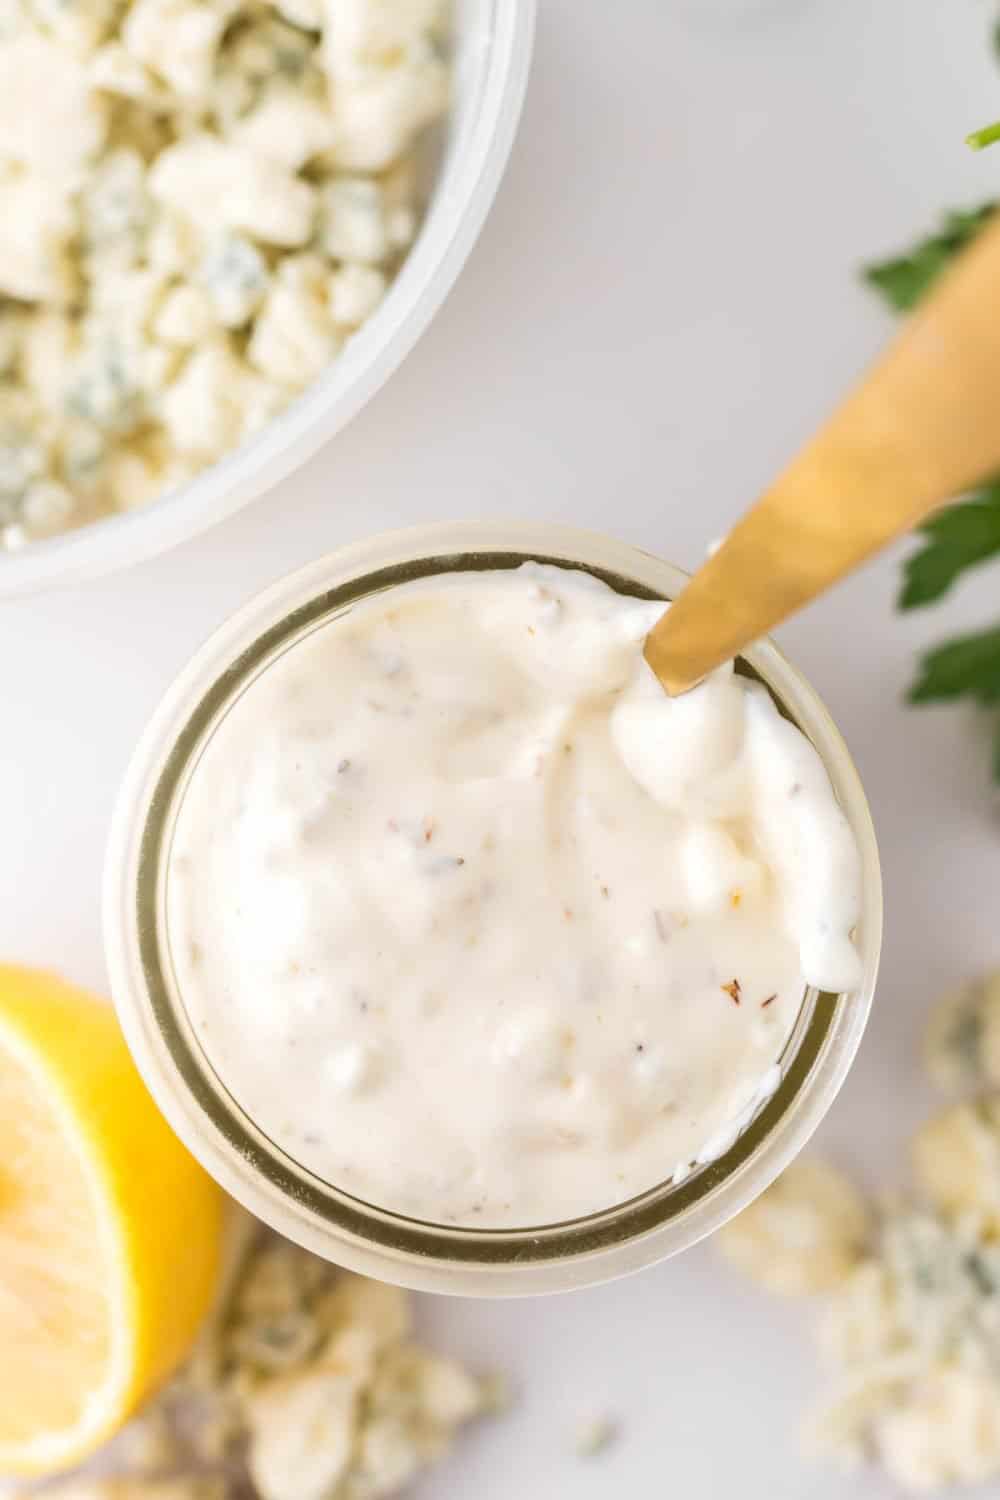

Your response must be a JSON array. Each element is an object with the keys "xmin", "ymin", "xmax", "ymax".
[{"xmin": 167, "ymin": 564, "xmax": 863, "ymax": 1228}]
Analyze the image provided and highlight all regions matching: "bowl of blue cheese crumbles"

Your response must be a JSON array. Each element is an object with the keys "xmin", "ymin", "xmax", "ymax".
[{"xmin": 0, "ymin": 0, "xmax": 534, "ymax": 589}]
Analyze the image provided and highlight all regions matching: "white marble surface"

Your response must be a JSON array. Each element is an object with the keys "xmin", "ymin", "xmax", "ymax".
[{"xmin": 3, "ymin": 1, "xmax": 1000, "ymax": 1495}]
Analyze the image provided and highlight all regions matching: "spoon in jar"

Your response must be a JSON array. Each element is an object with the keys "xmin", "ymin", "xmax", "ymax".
[{"xmin": 644, "ymin": 210, "xmax": 1000, "ymax": 695}]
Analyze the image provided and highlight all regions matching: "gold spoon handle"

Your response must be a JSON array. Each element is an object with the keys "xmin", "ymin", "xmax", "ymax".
[{"xmin": 645, "ymin": 210, "xmax": 1000, "ymax": 695}]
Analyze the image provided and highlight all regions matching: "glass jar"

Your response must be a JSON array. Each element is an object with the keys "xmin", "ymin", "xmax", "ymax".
[{"xmin": 104, "ymin": 522, "xmax": 882, "ymax": 1296}]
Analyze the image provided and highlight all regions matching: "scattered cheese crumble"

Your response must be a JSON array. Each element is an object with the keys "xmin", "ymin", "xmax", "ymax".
[
  {"xmin": 15, "ymin": 1222, "xmax": 497, "ymax": 1500},
  {"xmin": 0, "ymin": 0, "xmax": 449, "ymax": 549},
  {"xmin": 716, "ymin": 1160, "xmax": 870, "ymax": 1296},
  {"xmin": 717, "ymin": 967, "xmax": 1000, "ymax": 1494},
  {"xmin": 924, "ymin": 970, "xmax": 1000, "ymax": 1095}
]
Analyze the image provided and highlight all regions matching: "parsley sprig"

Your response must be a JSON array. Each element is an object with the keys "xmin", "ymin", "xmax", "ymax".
[
  {"xmin": 966, "ymin": 19, "xmax": 1000, "ymax": 149},
  {"xmin": 865, "ymin": 200, "xmax": 1000, "ymax": 784},
  {"xmin": 968, "ymin": 121, "xmax": 1000, "ymax": 150},
  {"xmin": 909, "ymin": 628, "xmax": 1000, "ymax": 782},
  {"xmin": 862, "ymin": 206, "xmax": 996, "ymax": 313},
  {"xmin": 899, "ymin": 485, "xmax": 1000, "ymax": 609}
]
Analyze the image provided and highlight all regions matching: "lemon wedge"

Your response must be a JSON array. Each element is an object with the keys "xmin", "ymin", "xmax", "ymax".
[{"xmin": 0, "ymin": 965, "xmax": 224, "ymax": 1476}]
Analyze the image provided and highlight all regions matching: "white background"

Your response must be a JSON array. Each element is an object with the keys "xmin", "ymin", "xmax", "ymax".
[{"xmin": 4, "ymin": 1, "xmax": 1000, "ymax": 1495}]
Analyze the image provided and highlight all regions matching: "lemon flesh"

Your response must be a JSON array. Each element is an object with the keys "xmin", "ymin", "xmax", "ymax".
[{"xmin": 0, "ymin": 966, "xmax": 224, "ymax": 1475}]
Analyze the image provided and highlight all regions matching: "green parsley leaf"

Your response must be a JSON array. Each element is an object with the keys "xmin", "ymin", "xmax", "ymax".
[
  {"xmin": 908, "ymin": 625, "xmax": 1000, "ymax": 707},
  {"xmin": 967, "ymin": 120, "xmax": 1000, "ymax": 150},
  {"xmin": 965, "ymin": 23, "xmax": 1000, "ymax": 149},
  {"xmin": 876, "ymin": 12, "xmax": 1000, "ymax": 789},
  {"xmin": 899, "ymin": 484, "xmax": 1000, "ymax": 609},
  {"xmin": 908, "ymin": 627, "xmax": 1000, "ymax": 786},
  {"xmin": 863, "ymin": 205, "xmax": 996, "ymax": 312}
]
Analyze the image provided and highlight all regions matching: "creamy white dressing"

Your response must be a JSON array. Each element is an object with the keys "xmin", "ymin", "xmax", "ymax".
[{"xmin": 167, "ymin": 563, "xmax": 863, "ymax": 1228}]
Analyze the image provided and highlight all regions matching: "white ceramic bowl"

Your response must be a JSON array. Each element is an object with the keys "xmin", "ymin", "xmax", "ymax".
[{"xmin": 0, "ymin": 0, "xmax": 536, "ymax": 598}]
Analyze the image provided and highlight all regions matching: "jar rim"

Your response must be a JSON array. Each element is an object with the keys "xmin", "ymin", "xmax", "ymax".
[{"xmin": 104, "ymin": 522, "xmax": 882, "ymax": 1296}]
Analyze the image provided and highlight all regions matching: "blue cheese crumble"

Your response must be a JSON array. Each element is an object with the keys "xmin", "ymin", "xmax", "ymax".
[
  {"xmin": 0, "ymin": 0, "xmax": 450, "ymax": 549},
  {"xmin": 8, "ymin": 1222, "xmax": 497, "ymax": 1500},
  {"xmin": 718, "ymin": 969, "xmax": 1000, "ymax": 1493}
]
